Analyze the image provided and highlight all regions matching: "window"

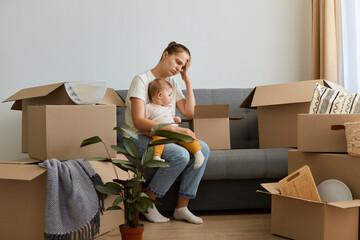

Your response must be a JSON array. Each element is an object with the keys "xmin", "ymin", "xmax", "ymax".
[{"xmin": 339, "ymin": 0, "xmax": 360, "ymax": 93}]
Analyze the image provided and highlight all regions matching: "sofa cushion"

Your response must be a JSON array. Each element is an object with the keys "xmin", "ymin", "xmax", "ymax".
[{"xmin": 203, "ymin": 148, "xmax": 289, "ymax": 180}]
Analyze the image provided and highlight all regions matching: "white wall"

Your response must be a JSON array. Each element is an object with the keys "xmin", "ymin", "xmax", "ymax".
[{"xmin": 0, "ymin": 0, "xmax": 312, "ymax": 161}]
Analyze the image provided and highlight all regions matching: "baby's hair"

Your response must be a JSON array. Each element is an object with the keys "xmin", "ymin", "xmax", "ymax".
[
  {"xmin": 148, "ymin": 79, "xmax": 172, "ymax": 100},
  {"xmin": 162, "ymin": 41, "xmax": 191, "ymax": 59}
]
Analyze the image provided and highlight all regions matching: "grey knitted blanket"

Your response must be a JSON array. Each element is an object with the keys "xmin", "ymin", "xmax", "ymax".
[{"xmin": 39, "ymin": 159, "xmax": 105, "ymax": 240}]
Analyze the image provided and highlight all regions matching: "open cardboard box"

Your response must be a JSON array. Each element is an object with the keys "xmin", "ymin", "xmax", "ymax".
[
  {"xmin": 259, "ymin": 182, "xmax": 360, "ymax": 240},
  {"xmin": 2, "ymin": 82, "xmax": 125, "ymax": 153},
  {"xmin": 28, "ymin": 105, "xmax": 117, "ymax": 160},
  {"xmin": 240, "ymin": 79, "xmax": 348, "ymax": 148},
  {"xmin": 288, "ymin": 149, "xmax": 360, "ymax": 199},
  {"xmin": 0, "ymin": 154, "xmax": 128, "ymax": 240},
  {"xmin": 297, "ymin": 113, "xmax": 360, "ymax": 153},
  {"xmin": 182, "ymin": 104, "xmax": 244, "ymax": 150}
]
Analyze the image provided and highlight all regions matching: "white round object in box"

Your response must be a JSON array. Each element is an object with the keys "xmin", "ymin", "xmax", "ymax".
[
  {"xmin": 317, "ymin": 179, "xmax": 353, "ymax": 203},
  {"xmin": 64, "ymin": 81, "xmax": 107, "ymax": 105}
]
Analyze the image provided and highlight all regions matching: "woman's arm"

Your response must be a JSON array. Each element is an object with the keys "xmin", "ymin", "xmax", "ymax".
[
  {"xmin": 177, "ymin": 58, "xmax": 196, "ymax": 119},
  {"xmin": 131, "ymin": 97, "xmax": 157, "ymax": 132}
]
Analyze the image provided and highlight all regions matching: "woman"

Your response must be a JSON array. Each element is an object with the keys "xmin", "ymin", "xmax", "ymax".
[{"xmin": 122, "ymin": 41, "xmax": 210, "ymax": 224}]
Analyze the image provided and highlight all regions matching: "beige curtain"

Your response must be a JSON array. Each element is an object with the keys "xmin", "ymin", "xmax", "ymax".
[{"xmin": 312, "ymin": 0, "xmax": 339, "ymax": 83}]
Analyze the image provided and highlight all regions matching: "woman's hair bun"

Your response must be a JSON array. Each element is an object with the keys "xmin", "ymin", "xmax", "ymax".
[
  {"xmin": 161, "ymin": 41, "xmax": 191, "ymax": 59},
  {"xmin": 167, "ymin": 41, "xmax": 178, "ymax": 47}
]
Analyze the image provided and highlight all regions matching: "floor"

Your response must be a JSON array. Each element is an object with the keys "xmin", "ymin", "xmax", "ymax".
[{"xmin": 96, "ymin": 210, "xmax": 288, "ymax": 240}]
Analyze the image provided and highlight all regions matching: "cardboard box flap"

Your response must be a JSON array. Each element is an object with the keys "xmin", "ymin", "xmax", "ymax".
[
  {"xmin": 0, "ymin": 163, "xmax": 46, "ymax": 181},
  {"xmin": 3, "ymin": 83, "xmax": 125, "ymax": 109},
  {"xmin": 0, "ymin": 158, "xmax": 41, "ymax": 164},
  {"xmin": 194, "ymin": 104, "xmax": 229, "ymax": 118},
  {"xmin": 3, "ymin": 82, "xmax": 66, "ymax": 110},
  {"xmin": 260, "ymin": 182, "xmax": 280, "ymax": 194},
  {"xmin": 250, "ymin": 80, "xmax": 324, "ymax": 107},
  {"xmin": 6, "ymin": 100, "xmax": 23, "ymax": 111},
  {"xmin": 3, "ymin": 82, "xmax": 65, "ymax": 103},
  {"xmin": 240, "ymin": 88, "xmax": 256, "ymax": 108},
  {"xmin": 327, "ymin": 199, "xmax": 360, "ymax": 209},
  {"xmin": 97, "ymin": 88, "xmax": 125, "ymax": 107}
]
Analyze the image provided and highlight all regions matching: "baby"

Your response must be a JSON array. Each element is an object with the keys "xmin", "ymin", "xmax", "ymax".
[{"xmin": 146, "ymin": 79, "xmax": 204, "ymax": 169}]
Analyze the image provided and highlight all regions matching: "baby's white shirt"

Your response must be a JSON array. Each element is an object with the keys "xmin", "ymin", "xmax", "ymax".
[{"xmin": 145, "ymin": 103, "xmax": 175, "ymax": 124}]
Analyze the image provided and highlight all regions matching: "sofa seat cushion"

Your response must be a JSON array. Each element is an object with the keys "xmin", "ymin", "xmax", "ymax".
[{"xmin": 202, "ymin": 148, "xmax": 290, "ymax": 180}]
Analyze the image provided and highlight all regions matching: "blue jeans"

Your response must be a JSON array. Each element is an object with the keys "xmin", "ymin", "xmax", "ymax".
[{"xmin": 134, "ymin": 134, "xmax": 210, "ymax": 199}]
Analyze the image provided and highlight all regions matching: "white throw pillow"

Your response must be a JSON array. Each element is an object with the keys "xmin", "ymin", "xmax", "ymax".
[{"xmin": 309, "ymin": 83, "xmax": 360, "ymax": 114}]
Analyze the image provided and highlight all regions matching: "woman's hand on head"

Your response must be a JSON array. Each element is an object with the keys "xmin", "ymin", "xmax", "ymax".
[{"xmin": 180, "ymin": 58, "xmax": 191, "ymax": 83}]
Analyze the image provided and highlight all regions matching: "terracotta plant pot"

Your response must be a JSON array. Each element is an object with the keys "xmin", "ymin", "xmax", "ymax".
[{"xmin": 119, "ymin": 224, "xmax": 144, "ymax": 240}]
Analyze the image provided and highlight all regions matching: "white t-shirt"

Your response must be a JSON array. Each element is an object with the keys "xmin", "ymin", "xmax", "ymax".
[
  {"xmin": 145, "ymin": 103, "xmax": 175, "ymax": 124},
  {"xmin": 122, "ymin": 70, "xmax": 185, "ymax": 134}
]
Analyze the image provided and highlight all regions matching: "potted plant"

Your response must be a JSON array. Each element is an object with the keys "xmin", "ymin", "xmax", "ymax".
[{"xmin": 80, "ymin": 123, "xmax": 193, "ymax": 240}]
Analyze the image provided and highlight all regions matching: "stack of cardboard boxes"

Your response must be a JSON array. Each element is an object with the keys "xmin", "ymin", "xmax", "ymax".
[
  {"xmin": 0, "ymin": 83, "xmax": 128, "ymax": 239},
  {"xmin": 241, "ymin": 79, "xmax": 360, "ymax": 240}
]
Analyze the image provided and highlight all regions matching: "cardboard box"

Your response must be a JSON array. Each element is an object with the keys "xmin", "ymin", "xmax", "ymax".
[
  {"xmin": 2, "ymin": 83, "xmax": 125, "ymax": 153},
  {"xmin": 0, "ymin": 156, "xmax": 128, "ymax": 240},
  {"xmin": 28, "ymin": 105, "xmax": 117, "ymax": 160},
  {"xmin": 240, "ymin": 79, "xmax": 347, "ymax": 148},
  {"xmin": 288, "ymin": 149, "xmax": 360, "ymax": 199},
  {"xmin": 260, "ymin": 182, "xmax": 360, "ymax": 240},
  {"xmin": 298, "ymin": 113, "xmax": 360, "ymax": 153},
  {"xmin": 189, "ymin": 104, "xmax": 231, "ymax": 150}
]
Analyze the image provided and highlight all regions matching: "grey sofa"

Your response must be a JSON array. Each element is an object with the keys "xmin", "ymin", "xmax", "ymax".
[{"xmin": 116, "ymin": 88, "xmax": 289, "ymax": 212}]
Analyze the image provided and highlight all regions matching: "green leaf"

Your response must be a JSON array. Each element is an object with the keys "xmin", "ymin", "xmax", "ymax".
[
  {"xmin": 137, "ymin": 197, "xmax": 152, "ymax": 213},
  {"xmin": 149, "ymin": 138, "xmax": 178, "ymax": 146},
  {"xmin": 113, "ymin": 127, "xmax": 138, "ymax": 140},
  {"xmin": 128, "ymin": 178, "xmax": 146, "ymax": 183},
  {"xmin": 81, "ymin": 136, "xmax": 103, "ymax": 147},
  {"xmin": 113, "ymin": 196, "xmax": 124, "ymax": 206},
  {"xmin": 113, "ymin": 162, "xmax": 137, "ymax": 173},
  {"xmin": 84, "ymin": 157, "xmax": 108, "ymax": 161},
  {"xmin": 123, "ymin": 138, "xmax": 140, "ymax": 160},
  {"xmin": 141, "ymin": 146, "xmax": 155, "ymax": 165},
  {"xmin": 126, "ymin": 180, "xmax": 144, "ymax": 189},
  {"xmin": 125, "ymin": 198, "xmax": 138, "ymax": 204},
  {"xmin": 106, "ymin": 206, "xmax": 122, "ymax": 211},
  {"xmin": 140, "ymin": 192, "xmax": 149, "ymax": 198},
  {"xmin": 112, "ymin": 159, "xmax": 136, "ymax": 166},
  {"xmin": 143, "ymin": 160, "xmax": 170, "ymax": 168},
  {"xmin": 151, "ymin": 123, "xmax": 173, "ymax": 133},
  {"xmin": 95, "ymin": 182, "xmax": 121, "ymax": 195},
  {"xmin": 111, "ymin": 145, "xmax": 129, "ymax": 155},
  {"xmin": 153, "ymin": 130, "xmax": 193, "ymax": 142}
]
